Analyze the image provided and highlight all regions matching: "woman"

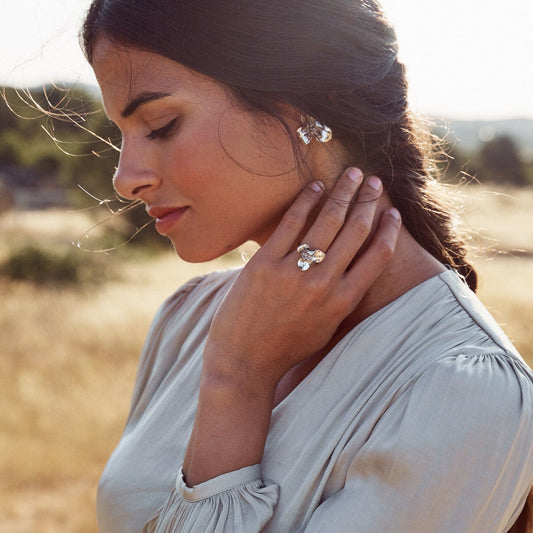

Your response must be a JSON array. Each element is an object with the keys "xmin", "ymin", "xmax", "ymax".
[{"xmin": 81, "ymin": 1, "xmax": 533, "ymax": 531}]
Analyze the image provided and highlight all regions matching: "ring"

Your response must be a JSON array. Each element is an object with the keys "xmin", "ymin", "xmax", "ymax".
[{"xmin": 296, "ymin": 244, "xmax": 326, "ymax": 271}]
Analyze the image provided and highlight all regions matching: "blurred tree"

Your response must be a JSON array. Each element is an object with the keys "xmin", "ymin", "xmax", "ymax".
[
  {"xmin": 438, "ymin": 139, "xmax": 478, "ymax": 183},
  {"xmin": 0, "ymin": 134, "xmax": 20, "ymax": 166},
  {"xmin": 479, "ymin": 135, "xmax": 527, "ymax": 186},
  {"xmin": 0, "ymin": 179, "xmax": 14, "ymax": 214}
]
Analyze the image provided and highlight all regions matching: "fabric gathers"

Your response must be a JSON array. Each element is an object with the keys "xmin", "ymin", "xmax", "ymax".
[{"xmin": 144, "ymin": 466, "xmax": 279, "ymax": 532}]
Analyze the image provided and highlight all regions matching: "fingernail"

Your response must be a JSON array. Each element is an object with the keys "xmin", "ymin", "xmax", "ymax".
[
  {"xmin": 310, "ymin": 181, "xmax": 324, "ymax": 193},
  {"xmin": 388, "ymin": 207, "xmax": 401, "ymax": 220},
  {"xmin": 368, "ymin": 176, "xmax": 382, "ymax": 191},
  {"xmin": 347, "ymin": 168, "xmax": 363, "ymax": 182}
]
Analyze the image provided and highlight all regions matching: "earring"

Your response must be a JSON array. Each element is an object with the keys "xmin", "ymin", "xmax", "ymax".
[{"xmin": 297, "ymin": 115, "xmax": 333, "ymax": 145}]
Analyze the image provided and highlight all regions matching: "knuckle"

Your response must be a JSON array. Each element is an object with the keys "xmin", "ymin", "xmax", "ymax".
[
  {"xmin": 282, "ymin": 210, "xmax": 305, "ymax": 231},
  {"xmin": 312, "ymin": 275, "xmax": 331, "ymax": 294},
  {"xmin": 334, "ymin": 289, "xmax": 352, "ymax": 310},
  {"xmin": 351, "ymin": 216, "xmax": 371, "ymax": 239},
  {"xmin": 376, "ymin": 238, "xmax": 394, "ymax": 262},
  {"xmin": 323, "ymin": 207, "xmax": 344, "ymax": 229},
  {"xmin": 248, "ymin": 258, "xmax": 269, "ymax": 280}
]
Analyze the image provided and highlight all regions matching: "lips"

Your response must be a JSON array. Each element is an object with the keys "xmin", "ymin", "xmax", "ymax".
[{"xmin": 147, "ymin": 206, "xmax": 189, "ymax": 234}]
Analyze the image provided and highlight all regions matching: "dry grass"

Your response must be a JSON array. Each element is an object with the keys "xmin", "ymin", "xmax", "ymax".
[
  {"xmin": 460, "ymin": 185, "xmax": 533, "ymax": 255},
  {"xmin": 473, "ymin": 256, "xmax": 533, "ymax": 365},
  {"xmin": 0, "ymin": 185, "xmax": 531, "ymax": 532},
  {"xmin": 0, "ymin": 244, "xmax": 240, "ymax": 532}
]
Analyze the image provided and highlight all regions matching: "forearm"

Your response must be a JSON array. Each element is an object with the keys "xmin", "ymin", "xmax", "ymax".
[{"xmin": 182, "ymin": 355, "xmax": 276, "ymax": 486}]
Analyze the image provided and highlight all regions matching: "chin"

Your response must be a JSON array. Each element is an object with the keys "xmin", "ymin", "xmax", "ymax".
[{"xmin": 171, "ymin": 240, "xmax": 238, "ymax": 264}]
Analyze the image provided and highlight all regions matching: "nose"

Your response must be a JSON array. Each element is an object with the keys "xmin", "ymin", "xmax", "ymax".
[{"xmin": 112, "ymin": 141, "xmax": 161, "ymax": 200}]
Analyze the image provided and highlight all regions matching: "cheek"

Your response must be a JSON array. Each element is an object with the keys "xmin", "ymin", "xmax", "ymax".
[
  {"xmin": 217, "ymin": 110, "xmax": 296, "ymax": 177},
  {"xmin": 160, "ymin": 129, "xmax": 226, "ymax": 189}
]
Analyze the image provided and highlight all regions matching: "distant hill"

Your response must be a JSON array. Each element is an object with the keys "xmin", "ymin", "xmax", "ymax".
[{"xmin": 432, "ymin": 118, "xmax": 533, "ymax": 160}]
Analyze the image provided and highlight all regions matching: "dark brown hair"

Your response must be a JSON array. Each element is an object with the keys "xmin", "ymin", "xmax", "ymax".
[{"xmin": 82, "ymin": 0, "xmax": 473, "ymax": 282}]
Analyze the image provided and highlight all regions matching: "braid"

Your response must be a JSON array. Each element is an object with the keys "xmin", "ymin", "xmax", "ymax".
[{"xmin": 386, "ymin": 116, "xmax": 478, "ymax": 291}]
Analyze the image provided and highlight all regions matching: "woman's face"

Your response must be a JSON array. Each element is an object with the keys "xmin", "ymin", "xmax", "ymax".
[{"xmin": 92, "ymin": 39, "xmax": 312, "ymax": 262}]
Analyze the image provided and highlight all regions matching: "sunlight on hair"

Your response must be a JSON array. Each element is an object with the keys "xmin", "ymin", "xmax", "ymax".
[{"xmin": 70, "ymin": 186, "xmax": 153, "ymax": 255}]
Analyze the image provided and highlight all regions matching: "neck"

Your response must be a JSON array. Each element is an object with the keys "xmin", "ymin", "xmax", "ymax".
[{"xmin": 336, "ymin": 198, "xmax": 446, "ymax": 336}]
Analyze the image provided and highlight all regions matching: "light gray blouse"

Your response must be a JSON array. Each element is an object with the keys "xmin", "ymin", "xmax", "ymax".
[{"xmin": 97, "ymin": 269, "xmax": 533, "ymax": 533}]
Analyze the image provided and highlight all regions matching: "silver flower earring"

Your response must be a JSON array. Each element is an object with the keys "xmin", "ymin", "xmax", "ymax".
[{"xmin": 297, "ymin": 115, "xmax": 333, "ymax": 145}]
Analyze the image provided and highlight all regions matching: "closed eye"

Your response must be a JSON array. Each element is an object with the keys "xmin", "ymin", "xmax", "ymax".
[{"xmin": 146, "ymin": 117, "xmax": 179, "ymax": 141}]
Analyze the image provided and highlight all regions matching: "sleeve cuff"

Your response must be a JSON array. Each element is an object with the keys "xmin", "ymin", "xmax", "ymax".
[{"xmin": 177, "ymin": 464, "xmax": 263, "ymax": 501}]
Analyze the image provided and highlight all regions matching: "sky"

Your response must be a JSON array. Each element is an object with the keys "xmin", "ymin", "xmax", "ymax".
[{"xmin": 1, "ymin": 0, "xmax": 533, "ymax": 120}]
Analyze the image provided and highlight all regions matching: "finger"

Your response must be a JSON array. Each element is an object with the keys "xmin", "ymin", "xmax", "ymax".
[
  {"xmin": 298, "ymin": 167, "xmax": 364, "ymax": 252},
  {"xmin": 264, "ymin": 180, "xmax": 325, "ymax": 256},
  {"xmin": 326, "ymin": 175, "xmax": 383, "ymax": 268},
  {"xmin": 342, "ymin": 207, "xmax": 401, "ymax": 297}
]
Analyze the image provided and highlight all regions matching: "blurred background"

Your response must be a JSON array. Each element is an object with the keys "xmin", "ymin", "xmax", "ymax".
[{"xmin": 1, "ymin": 1, "xmax": 532, "ymax": 531}]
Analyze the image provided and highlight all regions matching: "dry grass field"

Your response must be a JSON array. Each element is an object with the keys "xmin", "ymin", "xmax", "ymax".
[{"xmin": 1, "ymin": 185, "xmax": 532, "ymax": 532}]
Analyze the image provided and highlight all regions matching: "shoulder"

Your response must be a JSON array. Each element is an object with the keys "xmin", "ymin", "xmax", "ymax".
[
  {"xmin": 437, "ymin": 269, "xmax": 521, "ymax": 357},
  {"xmin": 389, "ymin": 352, "xmax": 533, "ymax": 466},
  {"xmin": 141, "ymin": 266, "xmax": 242, "ymax": 368},
  {"xmin": 126, "ymin": 267, "xmax": 242, "ymax": 416},
  {"xmin": 369, "ymin": 268, "xmax": 533, "ymax": 449},
  {"xmin": 385, "ymin": 269, "xmax": 527, "ymax": 370},
  {"xmin": 412, "ymin": 352, "xmax": 533, "ymax": 419},
  {"xmin": 348, "ymin": 271, "xmax": 533, "ymax": 464},
  {"xmin": 152, "ymin": 267, "xmax": 242, "ymax": 326},
  {"xmin": 359, "ymin": 352, "xmax": 533, "ymax": 490}
]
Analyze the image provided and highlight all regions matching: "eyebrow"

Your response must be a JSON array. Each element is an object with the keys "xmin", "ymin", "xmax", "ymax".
[{"xmin": 121, "ymin": 91, "xmax": 172, "ymax": 118}]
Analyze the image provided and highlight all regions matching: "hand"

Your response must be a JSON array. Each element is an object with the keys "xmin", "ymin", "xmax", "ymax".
[
  {"xmin": 203, "ymin": 167, "xmax": 402, "ymax": 388},
  {"xmin": 184, "ymin": 167, "xmax": 400, "ymax": 485}
]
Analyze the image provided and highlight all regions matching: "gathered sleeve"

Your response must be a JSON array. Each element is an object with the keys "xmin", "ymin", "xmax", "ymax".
[
  {"xmin": 143, "ymin": 465, "xmax": 279, "ymax": 532},
  {"xmin": 303, "ymin": 354, "xmax": 533, "ymax": 533}
]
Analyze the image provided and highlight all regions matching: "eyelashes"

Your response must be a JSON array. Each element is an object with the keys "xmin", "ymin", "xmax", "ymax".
[{"xmin": 146, "ymin": 117, "xmax": 180, "ymax": 141}]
